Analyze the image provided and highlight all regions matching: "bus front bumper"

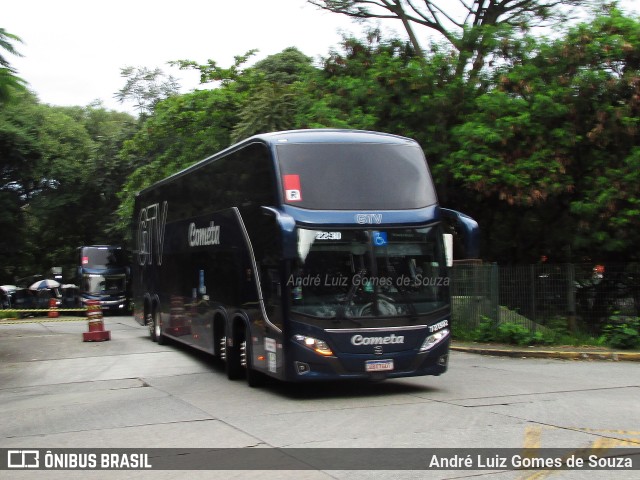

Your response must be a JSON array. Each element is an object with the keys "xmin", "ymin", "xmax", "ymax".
[{"xmin": 286, "ymin": 338, "xmax": 450, "ymax": 382}]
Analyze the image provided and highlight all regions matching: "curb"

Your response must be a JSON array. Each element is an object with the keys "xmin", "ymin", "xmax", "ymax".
[{"xmin": 450, "ymin": 345, "xmax": 640, "ymax": 362}]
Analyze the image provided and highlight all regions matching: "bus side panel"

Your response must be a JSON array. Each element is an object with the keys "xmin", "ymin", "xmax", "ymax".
[
  {"xmin": 133, "ymin": 201, "xmax": 288, "ymax": 382},
  {"xmin": 151, "ymin": 208, "xmax": 252, "ymax": 351},
  {"xmin": 245, "ymin": 311, "xmax": 287, "ymax": 381},
  {"xmin": 236, "ymin": 208, "xmax": 287, "ymax": 381}
]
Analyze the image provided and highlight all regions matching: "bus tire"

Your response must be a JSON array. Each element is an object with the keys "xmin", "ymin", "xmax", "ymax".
[
  {"xmin": 152, "ymin": 309, "xmax": 165, "ymax": 345},
  {"xmin": 146, "ymin": 310, "xmax": 156, "ymax": 342},
  {"xmin": 226, "ymin": 329, "xmax": 243, "ymax": 380},
  {"xmin": 213, "ymin": 316, "xmax": 226, "ymax": 363},
  {"xmin": 215, "ymin": 332, "xmax": 226, "ymax": 363}
]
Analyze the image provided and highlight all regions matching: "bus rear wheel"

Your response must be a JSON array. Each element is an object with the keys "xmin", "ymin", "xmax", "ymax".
[
  {"xmin": 226, "ymin": 330, "xmax": 244, "ymax": 380},
  {"xmin": 146, "ymin": 311, "xmax": 155, "ymax": 341},
  {"xmin": 218, "ymin": 335, "xmax": 227, "ymax": 361},
  {"xmin": 150, "ymin": 309, "xmax": 165, "ymax": 345}
]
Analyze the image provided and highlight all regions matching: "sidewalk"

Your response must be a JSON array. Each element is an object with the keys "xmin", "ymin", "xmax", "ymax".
[{"xmin": 451, "ymin": 341, "xmax": 640, "ymax": 362}]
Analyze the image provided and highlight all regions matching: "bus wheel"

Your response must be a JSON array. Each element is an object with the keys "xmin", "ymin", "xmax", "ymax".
[
  {"xmin": 225, "ymin": 331, "xmax": 243, "ymax": 380},
  {"xmin": 218, "ymin": 335, "xmax": 227, "ymax": 361},
  {"xmin": 147, "ymin": 311, "xmax": 156, "ymax": 342},
  {"xmin": 152, "ymin": 310, "xmax": 165, "ymax": 345},
  {"xmin": 243, "ymin": 334, "xmax": 266, "ymax": 388}
]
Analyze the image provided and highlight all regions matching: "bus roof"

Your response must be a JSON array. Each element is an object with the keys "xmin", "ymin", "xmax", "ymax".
[
  {"xmin": 253, "ymin": 129, "xmax": 418, "ymax": 145},
  {"xmin": 136, "ymin": 129, "xmax": 421, "ymax": 196}
]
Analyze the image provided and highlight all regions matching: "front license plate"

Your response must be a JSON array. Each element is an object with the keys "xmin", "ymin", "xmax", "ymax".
[{"xmin": 365, "ymin": 359, "xmax": 394, "ymax": 372}]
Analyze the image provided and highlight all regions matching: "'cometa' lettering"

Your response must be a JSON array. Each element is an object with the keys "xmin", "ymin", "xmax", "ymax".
[
  {"xmin": 351, "ymin": 334, "xmax": 404, "ymax": 346},
  {"xmin": 189, "ymin": 221, "xmax": 220, "ymax": 247}
]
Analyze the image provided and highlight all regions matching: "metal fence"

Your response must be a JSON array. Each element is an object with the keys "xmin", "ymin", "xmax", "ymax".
[{"xmin": 450, "ymin": 263, "xmax": 640, "ymax": 334}]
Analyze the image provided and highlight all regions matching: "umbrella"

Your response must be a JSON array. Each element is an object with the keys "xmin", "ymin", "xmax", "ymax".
[
  {"xmin": 1, "ymin": 285, "xmax": 17, "ymax": 292},
  {"xmin": 29, "ymin": 279, "xmax": 61, "ymax": 290}
]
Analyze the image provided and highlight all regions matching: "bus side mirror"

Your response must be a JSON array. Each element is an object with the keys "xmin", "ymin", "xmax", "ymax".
[
  {"xmin": 443, "ymin": 233, "xmax": 453, "ymax": 267},
  {"xmin": 440, "ymin": 208, "xmax": 480, "ymax": 260},
  {"xmin": 261, "ymin": 207, "xmax": 297, "ymax": 259}
]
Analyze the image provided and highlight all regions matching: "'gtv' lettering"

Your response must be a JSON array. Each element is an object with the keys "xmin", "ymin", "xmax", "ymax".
[
  {"xmin": 137, "ymin": 202, "xmax": 168, "ymax": 266},
  {"xmin": 355, "ymin": 213, "xmax": 383, "ymax": 224}
]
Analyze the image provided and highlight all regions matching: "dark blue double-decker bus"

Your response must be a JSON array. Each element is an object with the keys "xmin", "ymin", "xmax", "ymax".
[
  {"xmin": 78, "ymin": 245, "xmax": 131, "ymax": 313},
  {"xmin": 132, "ymin": 129, "xmax": 478, "ymax": 386}
]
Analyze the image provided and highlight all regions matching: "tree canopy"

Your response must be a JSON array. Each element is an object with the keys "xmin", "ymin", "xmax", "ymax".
[
  {"xmin": 308, "ymin": 0, "xmax": 587, "ymax": 79},
  {"xmin": 0, "ymin": 27, "xmax": 27, "ymax": 103},
  {"xmin": 114, "ymin": 66, "xmax": 181, "ymax": 115},
  {"xmin": 0, "ymin": 92, "xmax": 137, "ymax": 280},
  {"xmin": 1, "ymin": 2, "xmax": 639, "ymax": 284}
]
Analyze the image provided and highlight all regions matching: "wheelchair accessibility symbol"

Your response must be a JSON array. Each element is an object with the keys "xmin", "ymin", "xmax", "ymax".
[{"xmin": 372, "ymin": 231, "xmax": 388, "ymax": 247}]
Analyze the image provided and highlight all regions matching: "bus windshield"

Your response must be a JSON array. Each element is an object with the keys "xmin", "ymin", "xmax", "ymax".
[
  {"xmin": 277, "ymin": 143, "xmax": 436, "ymax": 210},
  {"xmin": 82, "ymin": 274, "xmax": 126, "ymax": 295},
  {"xmin": 81, "ymin": 247, "xmax": 127, "ymax": 269},
  {"xmin": 289, "ymin": 227, "xmax": 449, "ymax": 319}
]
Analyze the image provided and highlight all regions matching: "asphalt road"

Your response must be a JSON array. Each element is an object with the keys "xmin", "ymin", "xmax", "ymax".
[{"xmin": 0, "ymin": 316, "xmax": 638, "ymax": 480}]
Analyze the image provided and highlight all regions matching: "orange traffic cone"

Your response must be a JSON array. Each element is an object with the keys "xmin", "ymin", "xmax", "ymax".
[
  {"xmin": 82, "ymin": 300, "xmax": 111, "ymax": 342},
  {"xmin": 48, "ymin": 297, "xmax": 59, "ymax": 318}
]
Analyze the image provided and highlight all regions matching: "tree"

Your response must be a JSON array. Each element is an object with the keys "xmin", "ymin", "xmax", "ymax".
[
  {"xmin": 170, "ymin": 50, "xmax": 258, "ymax": 87},
  {"xmin": 313, "ymin": 30, "xmax": 466, "ymax": 136},
  {"xmin": 115, "ymin": 53, "xmax": 264, "ymax": 238},
  {"xmin": 0, "ymin": 101, "xmax": 37, "ymax": 277},
  {"xmin": 172, "ymin": 47, "xmax": 316, "ymax": 142},
  {"xmin": 115, "ymin": 47, "xmax": 320, "ymax": 235},
  {"xmin": 0, "ymin": 93, "xmax": 95, "ymax": 279},
  {"xmin": 445, "ymin": 6, "xmax": 640, "ymax": 261},
  {"xmin": 56, "ymin": 102, "xmax": 138, "ymax": 243},
  {"xmin": 109, "ymin": 8, "xmax": 640, "ymax": 264},
  {"xmin": 0, "ymin": 27, "xmax": 27, "ymax": 102},
  {"xmin": 115, "ymin": 66, "xmax": 180, "ymax": 115},
  {"xmin": 0, "ymin": 92, "xmax": 42, "ymax": 203},
  {"xmin": 115, "ymin": 88, "xmax": 239, "ymax": 236},
  {"xmin": 231, "ymin": 47, "xmax": 316, "ymax": 142},
  {"xmin": 0, "ymin": 91, "xmax": 138, "ymax": 282},
  {"xmin": 230, "ymin": 82, "xmax": 301, "ymax": 142},
  {"xmin": 308, "ymin": 0, "xmax": 588, "ymax": 80}
]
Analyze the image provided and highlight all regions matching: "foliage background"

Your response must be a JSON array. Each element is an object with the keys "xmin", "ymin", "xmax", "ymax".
[{"xmin": 1, "ymin": 1, "xmax": 639, "ymax": 285}]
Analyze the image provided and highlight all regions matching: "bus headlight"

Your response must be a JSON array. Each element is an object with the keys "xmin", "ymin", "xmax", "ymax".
[
  {"xmin": 420, "ymin": 329, "xmax": 450, "ymax": 352},
  {"xmin": 293, "ymin": 335, "xmax": 334, "ymax": 356}
]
